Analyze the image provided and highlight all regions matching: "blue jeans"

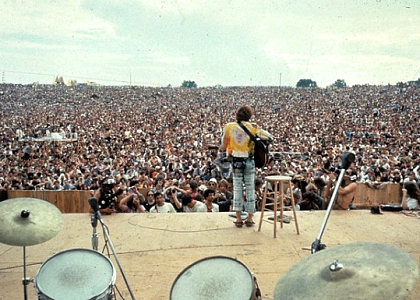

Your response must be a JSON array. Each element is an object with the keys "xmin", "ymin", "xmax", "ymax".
[{"xmin": 232, "ymin": 158, "xmax": 256, "ymax": 214}]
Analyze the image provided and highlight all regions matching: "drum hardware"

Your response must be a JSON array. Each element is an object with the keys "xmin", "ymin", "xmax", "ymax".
[
  {"xmin": 91, "ymin": 214, "xmax": 99, "ymax": 251},
  {"xmin": 89, "ymin": 197, "xmax": 137, "ymax": 300},
  {"xmin": 274, "ymin": 242, "xmax": 419, "ymax": 300},
  {"xmin": 311, "ymin": 152, "xmax": 355, "ymax": 254},
  {"xmin": 328, "ymin": 260, "xmax": 343, "ymax": 272},
  {"xmin": 0, "ymin": 198, "xmax": 63, "ymax": 300}
]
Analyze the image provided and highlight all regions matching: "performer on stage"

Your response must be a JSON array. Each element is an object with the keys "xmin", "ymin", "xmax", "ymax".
[{"xmin": 219, "ymin": 105, "xmax": 272, "ymax": 227}]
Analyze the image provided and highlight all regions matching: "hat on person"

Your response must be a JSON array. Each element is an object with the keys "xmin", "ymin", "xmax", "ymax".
[
  {"xmin": 209, "ymin": 178, "xmax": 218, "ymax": 184},
  {"xmin": 198, "ymin": 185, "xmax": 207, "ymax": 192}
]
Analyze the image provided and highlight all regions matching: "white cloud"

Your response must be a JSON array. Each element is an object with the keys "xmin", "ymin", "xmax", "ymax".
[
  {"xmin": 1, "ymin": 1, "xmax": 116, "ymax": 40},
  {"xmin": 1, "ymin": 0, "xmax": 419, "ymax": 87}
]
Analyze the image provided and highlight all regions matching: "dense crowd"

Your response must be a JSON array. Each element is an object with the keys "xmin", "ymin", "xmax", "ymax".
[{"xmin": 0, "ymin": 83, "xmax": 419, "ymax": 208}]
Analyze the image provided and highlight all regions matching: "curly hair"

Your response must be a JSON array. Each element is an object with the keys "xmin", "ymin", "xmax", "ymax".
[
  {"xmin": 404, "ymin": 182, "xmax": 420, "ymax": 200},
  {"xmin": 236, "ymin": 105, "xmax": 252, "ymax": 122}
]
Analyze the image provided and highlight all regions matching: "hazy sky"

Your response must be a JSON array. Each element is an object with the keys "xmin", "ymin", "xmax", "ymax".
[{"xmin": 1, "ymin": 0, "xmax": 419, "ymax": 87}]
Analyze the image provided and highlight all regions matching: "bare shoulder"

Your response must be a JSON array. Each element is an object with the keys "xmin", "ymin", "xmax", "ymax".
[{"xmin": 346, "ymin": 182, "xmax": 358, "ymax": 192}]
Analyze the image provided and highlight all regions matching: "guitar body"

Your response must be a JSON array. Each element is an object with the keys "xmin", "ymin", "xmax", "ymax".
[{"xmin": 254, "ymin": 138, "xmax": 270, "ymax": 168}]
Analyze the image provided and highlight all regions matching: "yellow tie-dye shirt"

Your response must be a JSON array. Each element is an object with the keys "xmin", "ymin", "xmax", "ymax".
[{"xmin": 221, "ymin": 121, "xmax": 272, "ymax": 158}]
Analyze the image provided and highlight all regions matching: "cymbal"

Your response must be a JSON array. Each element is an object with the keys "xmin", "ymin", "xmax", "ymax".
[
  {"xmin": 0, "ymin": 198, "xmax": 63, "ymax": 246},
  {"xmin": 274, "ymin": 242, "xmax": 419, "ymax": 300}
]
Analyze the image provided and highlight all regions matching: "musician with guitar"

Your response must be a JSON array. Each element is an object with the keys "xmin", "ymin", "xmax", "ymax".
[{"xmin": 219, "ymin": 105, "xmax": 272, "ymax": 228}]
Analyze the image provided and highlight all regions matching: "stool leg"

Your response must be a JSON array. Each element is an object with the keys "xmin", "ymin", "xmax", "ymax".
[
  {"xmin": 258, "ymin": 183, "xmax": 269, "ymax": 232},
  {"xmin": 288, "ymin": 181, "xmax": 300, "ymax": 235},
  {"xmin": 280, "ymin": 182, "xmax": 284, "ymax": 229},
  {"xmin": 273, "ymin": 181, "xmax": 278, "ymax": 238}
]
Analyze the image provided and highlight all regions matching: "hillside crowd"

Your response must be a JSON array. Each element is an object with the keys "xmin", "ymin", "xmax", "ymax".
[{"xmin": 0, "ymin": 83, "xmax": 419, "ymax": 209}]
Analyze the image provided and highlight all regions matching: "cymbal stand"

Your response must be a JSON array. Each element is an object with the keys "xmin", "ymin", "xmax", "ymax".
[
  {"xmin": 91, "ymin": 214, "xmax": 98, "ymax": 251},
  {"xmin": 22, "ymin": 246, "xmax": 32, "ymax": 300},
  {"xmin": 94, "ymin": 212, "xmax": 137, "ymax": 300},
  {"xmin": 311, "ymin": 168, "xmax": 346, "ymax": 254}
]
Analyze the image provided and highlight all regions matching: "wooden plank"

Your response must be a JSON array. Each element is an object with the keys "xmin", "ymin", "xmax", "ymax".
[
  {"xmin": 353, "ymin": 183, "xmax": 402, "ymax": 208},
  {"xmin": 6, "ymin": 184, "xmax": 403, "ymax": 212}
]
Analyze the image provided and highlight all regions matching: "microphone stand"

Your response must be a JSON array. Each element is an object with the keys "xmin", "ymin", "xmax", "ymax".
[
  {"xmin": 311, "ymin": 168, "xmax": 346, "ymax": 254},
  {"xmin": 311, "ymin": 151, "xmax": 356, "ymax": 254},
  {"xmin": 93, "ymin": 210, "xmax": 137, "ymax": 300},
  {"xmin": 91, "ymin": 214, "xmax": 98, "ymax": 251}
]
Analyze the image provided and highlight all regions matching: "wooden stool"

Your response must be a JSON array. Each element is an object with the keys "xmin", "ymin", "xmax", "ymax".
[{"xmin": 258, "ymin": 175, "xmax": 300, "ymax": 238}]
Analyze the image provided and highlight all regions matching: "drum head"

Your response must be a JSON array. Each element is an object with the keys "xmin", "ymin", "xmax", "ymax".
[
  {"xmin": 170, "ymin": 256, "xmax": 254, "ymax": 300},
  {"xmin": 35, "ymin": 248, "xmax": 116, "ymax": 300}
]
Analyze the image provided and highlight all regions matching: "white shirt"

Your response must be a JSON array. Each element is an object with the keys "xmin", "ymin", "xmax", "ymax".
[
  {"xmin": 150, "ymin": 202, "xmax": 176, "ymax": 213},
  {"xmin": 183, "ymin": 200, "xmax": 207, "ymax": 212}
]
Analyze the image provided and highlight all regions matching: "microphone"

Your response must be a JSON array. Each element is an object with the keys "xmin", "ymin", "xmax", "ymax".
[
  {"xmin": 88, "ymin": 198, "xmax": 99, "ymax": 251},
  {"xmin": 339, "ymin": 152, "xmax": 356, "ymax": 170},
  {"xmin": 89, "ymin": 197, "xmax": 100, "ymax": 212}
]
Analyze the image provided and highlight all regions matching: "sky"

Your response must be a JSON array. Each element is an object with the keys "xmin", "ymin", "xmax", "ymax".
[{"xmin": 1, "ymin": 0, "xmax": 419, "ymax": 87}]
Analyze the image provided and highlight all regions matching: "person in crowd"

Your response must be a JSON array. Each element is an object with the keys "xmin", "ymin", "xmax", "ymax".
[
  {"xmin": 163, "ymin": 186, "xmax": 183, "ymax": 212},
  {"xmin": 404, "ymin": 170, "xmax": 418, "ymax": 184},
  {"xmin": 149, "ymin": 191, "xmax": 177, "ymax": 213},
  {"xmin": 302, "ymin": 177, "xmax": 329, "ymax": 209},
  {"xmin": 254, "ymin": 177, "xmax": 264, "ymax": 211},
  {"xmin": 91, "ymin": 178, "xmax": 119, "ymax": 214},
  {"xmin": 53, "ymin": 180, "xmax": 63, "ymax": 190},
  {"xmin": 207, "ymin": 178, "xmax": 218, "ymax": 189},
  {"xmin": 291, "ymin": 175, "xmax": 306, "ymax": 207},
  {"xmin": 63, "ymin": 179, "xmax": 76, "ymax": 190},
  {"xmin": 203, "ymin": 188, "xmax": 219, "ymax": 212},
  {"xmin": 219, "ymin": 105, "xmax": 272, "ymax": 227},
  {"xmin": 401, "ymin": 182, "xmax": 420, "ymax": 210},
  {"xmin": 143, "ymin": 190, "xmax": 156, "ymax": 212},
  {"xmin": 118, "ymin": 193, "xmax": 146, "ymax": 213},
  {"xmin": 331, "ymin": 173, "xmax": 358, "ymax": 210},
  {"xmin": 213, "ymin": 179, "xmax": 233, "ymax": 212},
  {"xmin": 181, "ymin": 194, "xmax": 207, "ymax": 212}
]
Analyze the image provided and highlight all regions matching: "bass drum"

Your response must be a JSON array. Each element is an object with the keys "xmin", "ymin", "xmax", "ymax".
[
  {"xmin": 35, "ymin": 248, "xmax": 116, "ymax": 300},
  {"xmin": 170, "ymin": 256, "xmax": 261, "ymax": 300}
]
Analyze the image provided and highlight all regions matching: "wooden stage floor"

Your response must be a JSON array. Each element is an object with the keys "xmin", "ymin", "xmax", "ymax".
[{"xmin": 1, "ymin": 210, "xmax": 419, "ymax": 300}]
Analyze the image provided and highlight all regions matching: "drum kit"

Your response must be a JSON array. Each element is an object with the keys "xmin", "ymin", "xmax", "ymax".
[
  {"xmin": 1, "ymin": 198, "xmax": 418, "ymax": 300},
  {"xmin": 0, "ymin": 197, "xmax": 118, "ymax": 300}
]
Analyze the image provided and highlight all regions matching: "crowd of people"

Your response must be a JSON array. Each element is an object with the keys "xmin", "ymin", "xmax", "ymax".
[{"xmin": 0, "ymin": 82, "xmax": 419, "ymax": 211}]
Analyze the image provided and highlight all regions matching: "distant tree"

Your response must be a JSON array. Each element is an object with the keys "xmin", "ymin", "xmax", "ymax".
[
  {"xmin": 54, "ymin": 76, "xmax": 65, "ymax": 85},
  {"xmin": 66, "ymin": 79, "xmax": 77, "ymax": 87},
  {"xmin": 331, "ymin": 79, "xmax": 347, "ymax": 88},
  {"xmin": 181, "ymin": 80, "xmax": 197, "ymax": 88},
  {"xmin": 296, "ymin": 79, "xmax": 317, "ymax": 88},
  {"xmin": 214, "ymin": 84, "xmax": 223, "ymax": 89}
]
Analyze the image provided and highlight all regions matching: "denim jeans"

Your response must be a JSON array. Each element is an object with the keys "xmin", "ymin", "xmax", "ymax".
[{"xmin": 232, "ymin": 158, "xmax": 256, "ymax": 214}]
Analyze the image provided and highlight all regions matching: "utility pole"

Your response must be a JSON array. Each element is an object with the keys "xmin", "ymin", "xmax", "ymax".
[
  {"xmin": 2, "ymin": 71, "xmax": 5, "ymax": 83},
  {"xmin": 278, "ymin": 72, "xmax": 282, "ymax": 92}
]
